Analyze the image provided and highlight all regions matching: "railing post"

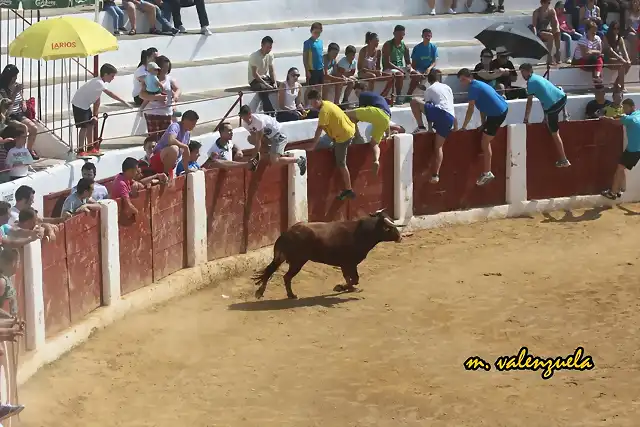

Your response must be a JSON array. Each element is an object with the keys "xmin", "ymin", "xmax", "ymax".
[
  {"xmin": 99, "ymin": 199, "xmax": 121, "ymax": 305},
  {"xmin": 186, "ymin": 170, "xmax": 207, "ymax": 267},
  {"xmin": 506, "ymin": 124, "xmax": 528, "ymax": 204},
  {"xmin": 23, "ymin": 240, "xmax": 45, "ymax": 351},
  {"xmin": 287, "ymin": 149, "xmax": 308, "ymax": 227},
  {"xmin": 393, "ymin": 133, "xmax": 414, "ymax": 222}
]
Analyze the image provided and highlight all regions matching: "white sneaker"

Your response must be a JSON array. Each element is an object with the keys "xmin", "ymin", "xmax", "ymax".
[
  {"xmin": 200, "ymin": 26, "xmax": 212, "ymax": 35},
  {"xmin": 430, "ymin": 9, "xmax": 436, "ymax": 15},
  {"xmin": 476, "ymin": 171, "xmax": 495, "ymax": 186},
  {"xmin": 412, "ymin": 126, "xmax": 427, "ymax": 134},
  {"xmin": 448, "ymin": 8, "xmax": 456, "ymax": 13},
  {"xmin": 178, "ymin": 25, "xmax": 187, "ymax": 33}
]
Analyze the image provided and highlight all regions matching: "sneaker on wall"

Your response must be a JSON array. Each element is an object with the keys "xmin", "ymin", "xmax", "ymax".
[
  {"xmin": 201, "ymin": 27, "xmax": 212, "ymax": 35},
  {"xmin": 178, "ymin": 25, "xmax": 187, "ymax": 33}
]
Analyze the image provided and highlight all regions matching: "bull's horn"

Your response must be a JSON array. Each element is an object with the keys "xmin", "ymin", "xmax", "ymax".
[
  {"xmin": 374, "ymin": 208, "xmax": 386, "ymax": 214},
  {"xmin": 383, "ymin": 217, "xmax": 396, "ymax": 227}
]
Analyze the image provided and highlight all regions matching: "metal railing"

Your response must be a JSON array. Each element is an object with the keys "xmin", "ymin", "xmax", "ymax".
[{"xmin": 0, "ymin": 9, "xmax": 95, "ymax": 148}]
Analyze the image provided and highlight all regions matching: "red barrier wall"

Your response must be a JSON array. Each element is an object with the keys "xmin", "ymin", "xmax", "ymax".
[
  {"xmin": 205, "ymin": 168, "xmax": 245, "ymax": 260},
  {"xmin": 150, "ymin": 176, "xmax": 187, "ymax": 281},
  {"xmin": 64, "ymin": 212, "xmax": 103, "ymax": 323},
  {"xmin": 205, "ymin": 163, "xmax": 289, "ymax": 260},
  {"xmin": 526, "ymin": 121, "xmax": 622, "ymax": 200},
  {"xmin": 307, "ymin": 139, "xmax": 395, "ymax": 222},
  {"xmin": 40, "ymin": 212, "xmax": 103, "ymax": 337},
  {"xmin": 41, "ymin": 224, "xmax": 71, "ymax": 337},
  {"xmin": 413, "ymin": 129, "xmax": 507, "ymax": 215},
  {"xmin": 244, "ymin": 162, "xmax": 288, "ymax": 251},
  {"xmin": 117, "ymin": 189, "xmax": 153, "ymax": 295}
]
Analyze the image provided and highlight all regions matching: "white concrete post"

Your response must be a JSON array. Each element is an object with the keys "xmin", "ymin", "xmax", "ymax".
[
  {"xmin": 99, "ymin": 199, "xmax": 121, "ymax": 305},
  {"xmin": 186, "ymin": 170, "xmax": 207, "ymax": 267},
  {"xmin": 23, "ymin": 240, "xmax": 45, "ymax": 351},
  {"xmin": 287, "ymin": 149, "xmax": 308, "ymax": 227},
  {"xmin": 393, "ymin": 133, "xmax": 413, "ymax": 222},
  {"xmin": 506, "ymin": 124, "xmax": 528, "ymax": 203}
]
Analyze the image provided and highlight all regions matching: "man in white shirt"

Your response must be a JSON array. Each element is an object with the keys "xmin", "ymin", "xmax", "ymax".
[
  {"xmin": 71, "ymin": 63, "xmax": 131, "ymax": 156},
  {"xmin": 409, "ymin": 69, "xmax": 457, "ymax": 183},
  {"xmin": 238, "ymin": 105, "xmax": 306, "ymax": 175},
  {"xmin": 206, "ymin": 122, "xmax": 261, "ymax": 171},
  {"xmin": 248, "ymin": 36, "xmax": 277, "ymax": 114}
]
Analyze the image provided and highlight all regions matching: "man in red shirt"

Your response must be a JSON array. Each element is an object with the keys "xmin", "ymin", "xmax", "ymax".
[{"xmin": 110, "ymin": 157, "xmax": 168, "ymax": 218}]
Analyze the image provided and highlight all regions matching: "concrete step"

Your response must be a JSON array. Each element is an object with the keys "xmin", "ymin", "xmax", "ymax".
[
  {"xmin": 46, "ymin": 63, "xmax": 640, "ymax": 150},
  {"xmin": 25, "ymin": 39, "xmax": 490, "ymax": 116},
  {"xmin": 0, "ymin": 0, "xmax": 535, "ymax": 48}
]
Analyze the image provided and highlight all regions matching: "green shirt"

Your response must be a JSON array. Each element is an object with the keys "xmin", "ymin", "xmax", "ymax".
[{"xmin": 386, "ymin": 39, "xmax": 407, "ymax": 67}]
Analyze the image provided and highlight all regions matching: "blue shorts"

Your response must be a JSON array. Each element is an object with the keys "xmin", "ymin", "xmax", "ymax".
[{"xmin": 424, "ymin": 103, "xmax": 455, "ymax": 138}]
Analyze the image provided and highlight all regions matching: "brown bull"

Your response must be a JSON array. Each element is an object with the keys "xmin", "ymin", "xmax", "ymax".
[{"xmin": 252, "ymin": 209, "xmax": 402, "ymax": 299}]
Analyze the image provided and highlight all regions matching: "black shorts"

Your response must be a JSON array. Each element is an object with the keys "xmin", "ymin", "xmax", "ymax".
[
  {"xmin": 308, "ymin": 70, "xmax": 324, "ymax": 85},
  {"xmin": 133, "ymin": 95, "xmax": 143, "ymax": 106},
  {"xmin": 8, "ymin": 112, "xmax": 25, "ymax": 122},
  {"xmin": 482, "ymin": 110, "xmax": 507, "ymax": 137},
  {"xmin": 544, "ymin": 95, "xmax": 567, "ymax": 133},
  {"xmin": 620, "ymin": 150, "xmax": 640, "ymax": 170},
  {"xmin": 72, "ymin": 105, "xmax": 93, "ymax": 128}
]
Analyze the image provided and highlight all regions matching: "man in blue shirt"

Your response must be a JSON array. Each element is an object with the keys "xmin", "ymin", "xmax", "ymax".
[
  {"xmin": 176, "ymin": 140, "xmax": 203, "ymax": 176},
  {"xmin": 408, "ymin": 28, "xmax": 438, "ymax": 97},
  {"xmin": 520, "ymin": 63, "xmax": 571, "ymax": 168},
  {"xmin": 458, "ymin": 67, "xmax": 509, "ymax": 186},
  {"xmin": 600, "ymin": 98, "xmax": 640, "ymax": 200},
  {"xmin": 303, "ymin": 22, "xmax": 324, "ymax": 101}
]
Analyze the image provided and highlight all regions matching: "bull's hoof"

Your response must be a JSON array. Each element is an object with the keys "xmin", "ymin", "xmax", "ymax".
[
  {"xmin": 333, "ymin": 284, "xmax": 346, "ymax": 292},
  {"xmin": 287, "ymin": 293, "xmax": 298, "ymax": 299},
  {"xmin": 255, "ymin": 289, "xmax": 264, "ymax": 299}
]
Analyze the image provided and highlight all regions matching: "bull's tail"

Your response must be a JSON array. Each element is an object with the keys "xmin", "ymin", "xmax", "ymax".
[{"xmin": 252, "ymin": 237, "xmax": 287, "ymax": 287}]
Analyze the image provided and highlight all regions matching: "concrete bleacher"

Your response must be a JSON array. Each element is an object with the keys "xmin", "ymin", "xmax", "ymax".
[{"xmin": 2, "ymin": 0, "xmax": 630, "ymax": 153}]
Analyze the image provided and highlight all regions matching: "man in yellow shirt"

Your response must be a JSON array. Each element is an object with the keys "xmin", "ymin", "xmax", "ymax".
[
  {"xmin": 603, "ymin": 90, "xmax": 624, "ymax": 118},
  {"xmin": 308, "ymin": 89, "xmax": 357, "ymax": 200}
]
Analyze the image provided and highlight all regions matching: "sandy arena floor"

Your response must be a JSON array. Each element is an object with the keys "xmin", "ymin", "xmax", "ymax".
[{"xmin": 18, "ymin": 204, "xmax": 640, "ymax": 427}]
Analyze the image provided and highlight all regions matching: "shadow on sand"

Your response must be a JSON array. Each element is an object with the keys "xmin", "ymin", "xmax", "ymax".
[
  {"xmin": 617, "ymin": 205, "xmax": 640, "ymax": 216},
  {"xmin": 540, "ymin": 206, "xmax": 611, "ymax": 223},
  {"xmin": 228, "ymin": 292, "xmax": 360, "ymax": 312}
]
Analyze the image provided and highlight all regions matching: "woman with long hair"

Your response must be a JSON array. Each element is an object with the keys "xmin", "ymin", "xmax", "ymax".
[
  {"xmin": 603, "ymin": 20, "xmax": 631, "ymax": 91},
  {"xmin": 0, "ymin": 65, "xmax": 39, "ymax": 160},
  {"xmin": 132, "ymin": 47, "xmax": 159, "ymax": 106},
  {"xmin": 357, "ymin": 32, "xmax": 393, "ymax": 98},
  {"xmin": 139, "ymin": 55, "xmax": 181, "ymax": 140},
  {"xmin": 276, "ymin": 67, "xmax": 305, "ymax": 122}
]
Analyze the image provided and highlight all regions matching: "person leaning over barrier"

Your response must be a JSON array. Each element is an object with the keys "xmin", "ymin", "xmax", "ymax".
[
  {"xmin": 149, "ymin": 109, "xmax": 199, "ymax": 180},
  {"xmin": 308, "ymin": 90, "xmax": 358, "ymax": 200},
  {"xmin": 457, "ymin": 67, "xmax": 509, "ymax": 186},
  {"xmin": 410, "ymin": 69, "xmax": 457, "ymax": 184},
  {"xmin": 520, "ymin": 63, "xmax": 571, "ymax": 168},
  {"xmin": 110, "ymin": 157, "xmax": 168, "ymax": 219},
  {"xmin": 205, "ymin": 122, "xmax": 261, "ymax": 171},
  {"xmin": 600, "ymin": 98, "xmax": 640, "ymax": 200},
  {"xmin": 239, "ymin": 105, "xmax": 307, "ymax": 175},
  {"xmin": 346, "ymin": 82, "xmax": 393, "ymax": 175}
]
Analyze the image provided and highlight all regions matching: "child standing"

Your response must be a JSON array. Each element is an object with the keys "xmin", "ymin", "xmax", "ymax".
[{"xmin": 71, "ymin": 63, "xmax": 131, "ymax": 156}]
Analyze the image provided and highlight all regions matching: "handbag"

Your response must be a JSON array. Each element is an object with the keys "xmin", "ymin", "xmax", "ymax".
[{"xmin": 25, "ymin": 97, "xmax": 36, "ymax": 120}]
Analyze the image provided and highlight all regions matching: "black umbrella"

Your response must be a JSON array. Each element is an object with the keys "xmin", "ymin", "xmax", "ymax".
[{"xmin": 475, "ymin": 22, "xmax": 549, "ymax": 60}]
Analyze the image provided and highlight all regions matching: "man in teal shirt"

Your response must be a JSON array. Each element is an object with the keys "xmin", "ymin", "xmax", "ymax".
[
  {"xmin": 520, "ymin": 63, "xmax": 570, "ymax": 168},
  {"xmin": 600, "ymin": 98, "xmax": 640, "ymax": 200}
]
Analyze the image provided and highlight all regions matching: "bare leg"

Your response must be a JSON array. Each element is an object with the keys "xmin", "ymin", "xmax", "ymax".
[
  {"xmin": 481, "ymin": 133, "xmax": 493, "ymax": 174},
  {"xmin": 432, "ymin": 134, "xmax": 445, "ymax": 178},
  {"xmin": 339, "ymin": 166, "xmax": 352, "ymax": 191},
  {"xmin": 342, "ymin": 80, "xmax": 355, "ymax": 103},
  {"xmin": 393, "ymin": 72, "xmax": 404, "ymax": 97},
  {"xmin": 407, "ymin": 73, "xmax": 423, "ymax": 95},
  {"xmin": 553, "ymin": 30, "xmax": 562, "ymax": 63},
  {"xmin": 283, "ymin": 261, "xmax": 306, "ymax": 299},
  {"xmin": 611, "ymin": 165, "xmax": 626, "ymax": 193},
  {"xmin": 381, "ymin": 72, "xmax": 394, "ymax": 97},
  {"xmin": 551, "ymin": 131, "xmax": 568, "ymax": 161},
  {"xmin": 410, "ymin": 98, "xmax": 426, "ymax": 127},
  {"xmin": 369, "ymin": 140, "xmax": 380, "ymax": 175},
  {"xmin": 124, "ymin": 2, "xmax": 136, "ymax": 29},
  {"xmin": 21, "ymin": 118, "xmax": 37, "ymax": 152}
]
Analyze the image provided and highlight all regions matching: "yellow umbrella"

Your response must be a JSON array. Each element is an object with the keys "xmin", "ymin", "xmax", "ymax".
[{"xmin": 8, "ymin": 16, "xmax": 118, "ymax": 61}]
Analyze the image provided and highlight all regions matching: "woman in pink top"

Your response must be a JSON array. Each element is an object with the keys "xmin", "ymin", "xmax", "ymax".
[{"xmin": 572, "ymin": 20, "xmax": 604, "ymax": 85}]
